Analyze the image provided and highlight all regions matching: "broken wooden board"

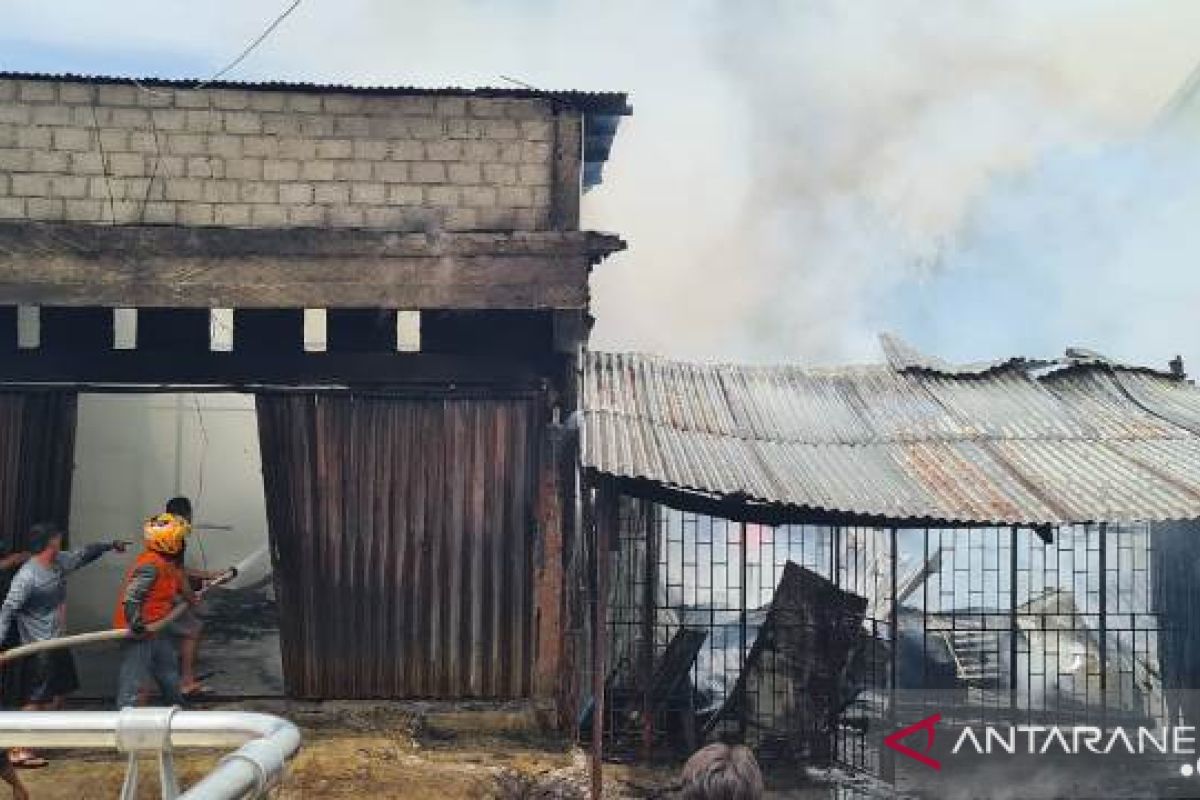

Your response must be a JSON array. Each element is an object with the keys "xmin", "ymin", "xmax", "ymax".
[
  {"xmin": 647, "ymin": 627, "xmax": 708, "ymax": 705},
  {"xmin": 704, "ymin": 561, "xmax": 868, "ymax": 764}
]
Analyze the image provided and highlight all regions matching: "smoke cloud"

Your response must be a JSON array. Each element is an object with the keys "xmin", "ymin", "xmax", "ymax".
[
  {"xmin": 3, "ymin": 1, "xmax": 1200, "ymax": 368},
  {"xmin": 599, "ymin": 0, "xmax": 1200, "ymax": 367}
]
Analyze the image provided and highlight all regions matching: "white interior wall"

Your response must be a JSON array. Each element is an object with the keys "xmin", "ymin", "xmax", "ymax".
[{"xmin": 65, "ymin": 392, "xmax": 279, "ymax": 697}]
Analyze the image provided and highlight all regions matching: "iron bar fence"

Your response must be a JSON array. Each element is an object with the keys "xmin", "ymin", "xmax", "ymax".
[{"xmin": 595, "ymin": 495, "xmax": 1179, "ymax": 785}]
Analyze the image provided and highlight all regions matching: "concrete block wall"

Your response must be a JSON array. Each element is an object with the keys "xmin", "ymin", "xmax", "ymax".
[{"xmin": 0, "ymin": 78, "xmax": 563, "ymax": 232}]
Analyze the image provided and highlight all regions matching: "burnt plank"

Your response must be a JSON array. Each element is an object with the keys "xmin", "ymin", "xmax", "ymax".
[
  {"xmin": 648, "ymin": 628, "xmax": 708, "ymax": 704},
  {"xmin": 234, "ymin": 309, "xmax": 304, "ymax": 354},
  {"xmin": 40, "ymin": 306, "xmax": 113, "ymax": 351},
  {"xmin": 0, "ymin": 222, "xmax": 624, "ymax": 260},
  {"xmin": 0, "ymin": 255, "xmax": 593, "ymax": 309},
  {"xmin": 391, "ymin": 401, "xmax": 413, "ymax": 697},
  {"xmin": 0, "ymin": 223, "xmax": 621, "ymax": 310},
  {"xmin": 427, "ymin": 399, "xmax": 448, "ymax": 696},
  {"xmin": 0, "ymin": 350, "xmax": 552, "ymax": 387},
  {"xmin": 467, "ymin": 401, "xmax": 486, "ymax": 696},
  {"xmin": 705, "ymin": 562, "xmax": 867, "ymax": 762},
  {"xmin": 136, "ymin": 308, "xmax": 211, "ymax": 352},
  {"xmin": 0, "ymin": 307, "xmax": 15, "ymax": 352},
  {"xmin": 421, "ymin": 310, "xmax": 553, "ymax": 358},
  {"xmin": 445, "ymin": 400, "xmax": 466, "ymax": 695},
  {"xmin": 327, "ymin": 309, "xmax": 397, "ymax": 352}
]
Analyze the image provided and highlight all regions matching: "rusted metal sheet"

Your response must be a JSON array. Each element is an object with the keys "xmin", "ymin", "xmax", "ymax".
[
  {"xmin": 581, "ymin": 349, "xmax": 1200, "ymax": 525},
  {"xmin": 257, "ymin": 392, "xmax": 540, "ymax": 699}
]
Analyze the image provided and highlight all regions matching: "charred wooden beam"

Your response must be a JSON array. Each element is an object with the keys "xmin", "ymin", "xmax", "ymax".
[
  {"xmin": 0, "ymin": 350, "xmax": 552, "ymax": 388},
  {"xmin": 421, "ymin": 310, "xmax": 553, "ymax": 358},
  {"xmin": 0, "ymin": 223, "xmax": 625, "ymax": 310},
  {"xmin": 0, "ymin": 222, "xmax": 625, "ymax": 259},
  {"xmin": 136, "ymin": 308, "xmax": 211, "ymax": 352},
  {"xmin": 590, "ymin": 472, "xmax": 1064, "ymax": 530},
  {"xmin": 534, "ymin": 422, "xmax": 567, "ymax": 701},
  {"xmin": 40, "ymin": 307, "xmax": 112, "ymax": 351},
  {"xmin": 234, "ymin": 309, "xmax": 305, "ymax": 354},
  {"xmin": 327, "ymin": 309, "xmax": 397, "ymax": 353},
  {"xmin": 0, "ymin": 306, "xmax": 16, "ymax": 352}
]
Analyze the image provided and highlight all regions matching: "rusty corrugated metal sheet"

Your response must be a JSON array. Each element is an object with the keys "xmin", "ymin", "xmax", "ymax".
[
  {"xmin": 581, "ymin": 350, "xmax": 1200, "ymax": 525},
  {"xmin": 258, "ymin": 393, "xmax": 539, "ymax": 699},
  {"xmin": 1093, "ymin": 369, "xmax": 1200, "ymax": 434}
]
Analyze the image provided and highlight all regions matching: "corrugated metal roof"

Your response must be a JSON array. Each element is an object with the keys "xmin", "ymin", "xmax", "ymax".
[
  {"xmin": 0, "ymin": 71, "xmax": 631, "ymax": 113},
  {"xmin": 879, "ymin": 332, "xmax": 1043, "ymax": 376},
  {"xmin": 581, "ymin": 349, "xmax": 1200, "ymax": 526}
]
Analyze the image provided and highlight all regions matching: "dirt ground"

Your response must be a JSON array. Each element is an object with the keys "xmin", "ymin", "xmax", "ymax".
[{"xmin": 10, "ymin": 702, "xmax": 893, "ymax": 799}]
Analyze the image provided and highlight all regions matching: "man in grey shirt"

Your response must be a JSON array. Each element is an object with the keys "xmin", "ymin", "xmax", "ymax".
[{"xmin": 0, "ymin": 522, "xmax": 125, "ymax": 768}]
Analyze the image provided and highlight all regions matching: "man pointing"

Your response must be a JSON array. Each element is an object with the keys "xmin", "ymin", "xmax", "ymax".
[{"xmin": 0, "ymin": 523, "xmax": 126, "ymax": 767}]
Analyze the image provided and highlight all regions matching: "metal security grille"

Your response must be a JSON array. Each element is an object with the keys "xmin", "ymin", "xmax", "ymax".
[{"xmin": 602, "ymin": 498, "xmax": 1170, "ymax": 783}]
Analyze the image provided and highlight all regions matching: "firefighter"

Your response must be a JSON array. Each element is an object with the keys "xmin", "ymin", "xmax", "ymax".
[{"xmin": 113, "ymin": 513, "xmax": 190, "ymax": 709}]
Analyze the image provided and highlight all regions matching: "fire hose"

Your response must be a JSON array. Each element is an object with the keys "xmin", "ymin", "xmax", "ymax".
[{"xmin": 0, "ymin": 545, "xmax": 270, "ymax": 664}]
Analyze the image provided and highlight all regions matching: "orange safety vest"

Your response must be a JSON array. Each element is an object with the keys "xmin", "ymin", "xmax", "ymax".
[{"xmin": 113, "ymin": 550, "xmax": 184, "ymax": 629}]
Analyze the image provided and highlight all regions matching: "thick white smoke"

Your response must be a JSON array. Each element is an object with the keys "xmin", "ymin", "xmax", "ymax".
[
  {"xmin": 614, "ymin": 0, "xmax": 1200, "ymax": 366},
  {"xmin": 895, "ymin": 131, "xmax": 1200, "ymax": 372},
  {"xmin": 4, "ymin": 0, "xmax": 1200, "ymax": 367}
]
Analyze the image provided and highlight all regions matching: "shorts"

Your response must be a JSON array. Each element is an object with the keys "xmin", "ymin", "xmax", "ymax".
[
  {"xmin": 166, "ymin": 607, "xmax": 204, "ymax": 638},
  {"xmin": 26, "ymin": 649, "xmax": 79, "ymax": 704}
]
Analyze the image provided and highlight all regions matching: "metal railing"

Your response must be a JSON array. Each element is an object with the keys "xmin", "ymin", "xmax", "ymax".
[{"xmin": 0, "ymin": 707, "xmax": 301, "ymax": 799}]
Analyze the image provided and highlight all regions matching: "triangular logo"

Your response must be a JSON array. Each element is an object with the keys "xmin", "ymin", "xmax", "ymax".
[{"xmin": 884, "ymin": 713, "xmax": 942, "ymax": 771}]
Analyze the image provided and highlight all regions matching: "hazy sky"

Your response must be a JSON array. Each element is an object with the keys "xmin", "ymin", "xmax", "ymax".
[{"xmin": 4, "ymin": 1, "xmax": 1200, "ymax": 370}]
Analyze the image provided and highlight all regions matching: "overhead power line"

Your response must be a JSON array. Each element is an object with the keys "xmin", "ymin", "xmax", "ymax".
[{"xmin": 199, "ymin": 0, "xmax": 304, "ymax": 87}]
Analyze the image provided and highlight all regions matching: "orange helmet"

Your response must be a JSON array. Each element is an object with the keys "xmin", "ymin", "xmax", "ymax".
[{"xmin": 143, "ymin": 512, "xmax": 190, "ymax": 556}]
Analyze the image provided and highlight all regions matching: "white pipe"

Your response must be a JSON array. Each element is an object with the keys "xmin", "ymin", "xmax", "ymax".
[
  {"xmin": 0, "ymin": 710, "xmax": 290, "ymax": 749},
  {"xmin": 179, "ymin": 716, "xmax": 301, "ymax": 800},
  {"xmin": 0, "ymin": 710, "xmax": 301, "ymax": 799}
]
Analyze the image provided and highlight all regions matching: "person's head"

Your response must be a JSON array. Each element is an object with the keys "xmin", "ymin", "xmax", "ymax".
[
  {"xmin": 680, "ymin": 744, "xmax": 764, "ymax": 800},
  {"xmin": 164, "ymin": 496, "xmax": 193, "ymax": 523},
  {"xmin": 143, "ymin": 512, "xmax": 190, "ymax": 557},
  {"xmin": 26, "ymin": 522, "xmax": 64, "ymax": 558}
]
